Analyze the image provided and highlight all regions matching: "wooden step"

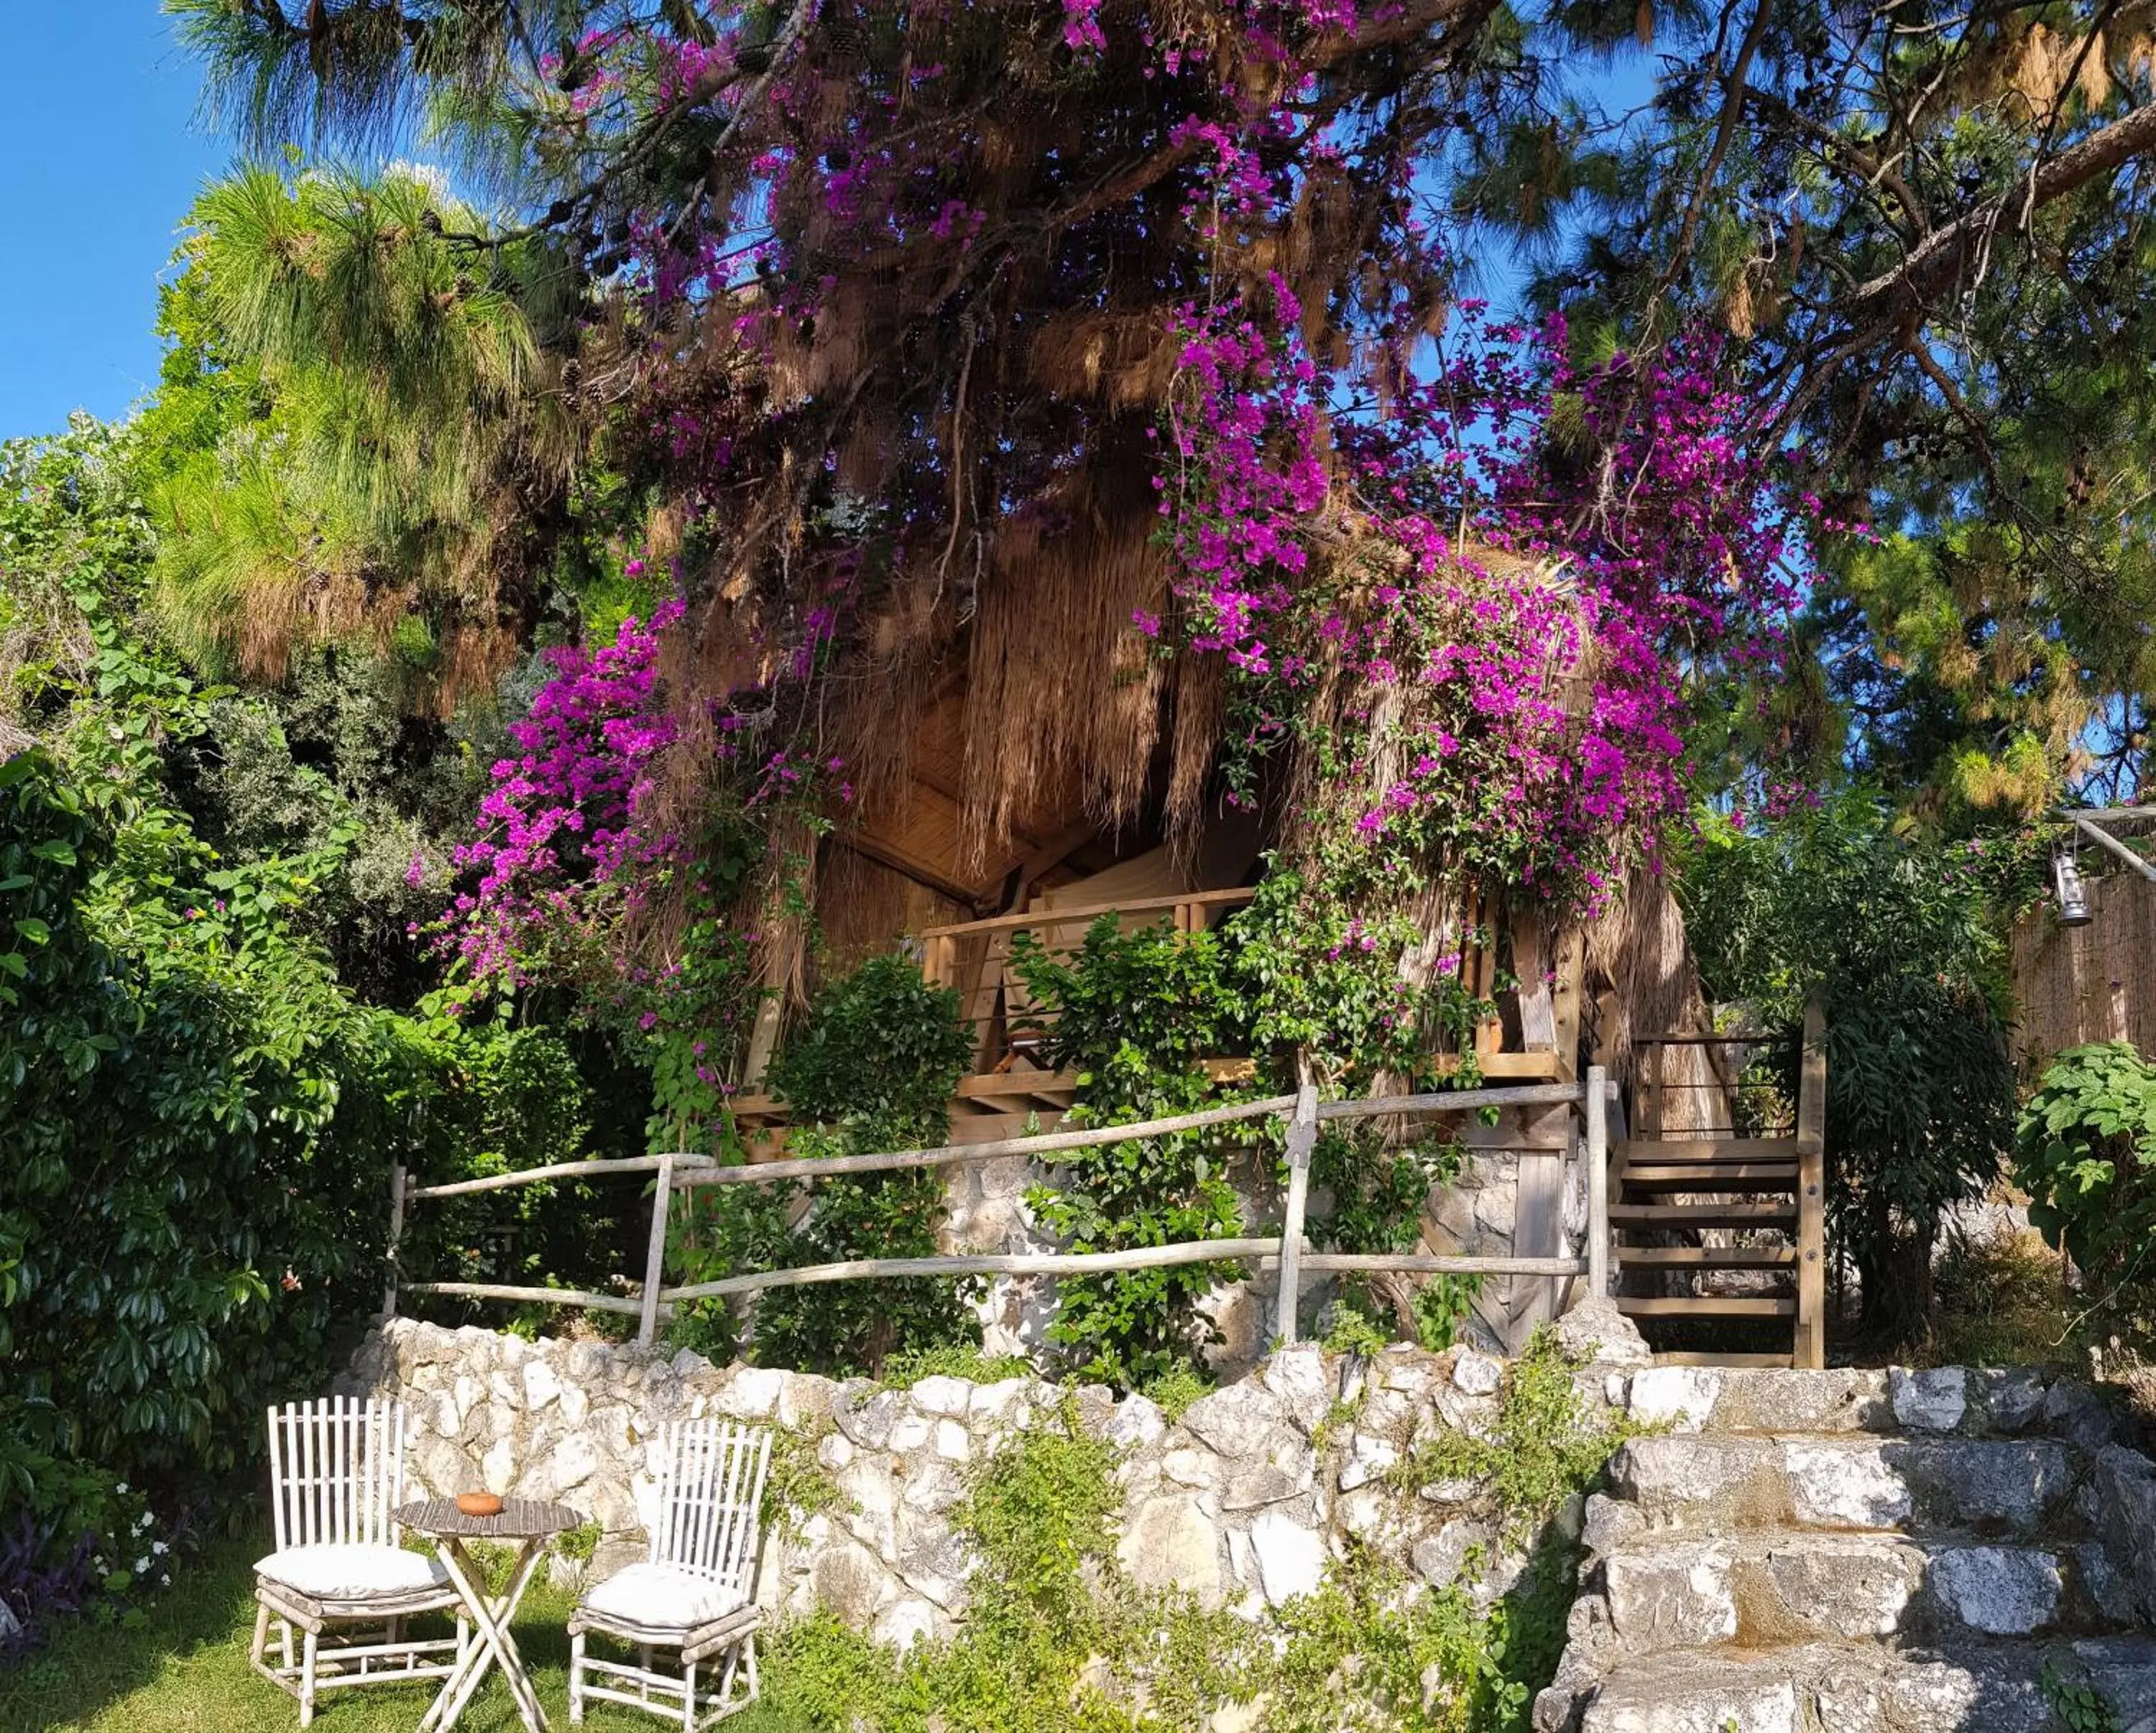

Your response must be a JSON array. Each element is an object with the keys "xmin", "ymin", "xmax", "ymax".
[
  {"xmin": 1623, "ymin": 1163, "xmax": 1799, "ymax": 1191},
  {"xmin": 1611, "ymin": 1202, "xmax": 1797, "ymax": 1230},
  {"xmin": 1651, "ymin": 1351, "xmax": 1795, "ymax": 1368},
  {"xmin": 1616, "ymin": 1137, "xmax": 1801, "ymax": 1163},
  {"xmin": 1617, "ymin": 1296, "xmax": 1797, "ymax": 1320},
  {"xmin": 1616, "ymin": 1244, "xmax": 1798, "ymax": 1268}
]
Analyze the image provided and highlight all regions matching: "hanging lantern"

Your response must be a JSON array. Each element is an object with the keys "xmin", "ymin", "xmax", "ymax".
[{"xmin": 2053, "ymin": 844, "xmax": 2093, "ymax": 927}]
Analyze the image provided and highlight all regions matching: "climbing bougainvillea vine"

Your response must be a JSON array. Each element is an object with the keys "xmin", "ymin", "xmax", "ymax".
[
  {"xmin": 1158, "ymin": 284, "xmax": 1816, "ymax": 900},
  {"xmin": 440, "ymin": 602, "xmax": 686, "ymax": 982}
]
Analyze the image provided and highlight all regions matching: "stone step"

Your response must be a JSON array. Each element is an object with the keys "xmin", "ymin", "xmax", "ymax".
[
  {"xmin": 1536, "ymin": 1635, "xmax": 2156, "ymax": 1733},
  {"xmin": 1608, "ymin": 1433, "xmax": 2083, "ymax": 1538},
  {"xmin": 1595, "ymin": 1530, "xmax": 2132, "ymax": 1654},
  {"xmin": 1619, "ymin": 1364, "xmax": 2111, "ymax": 1443}
]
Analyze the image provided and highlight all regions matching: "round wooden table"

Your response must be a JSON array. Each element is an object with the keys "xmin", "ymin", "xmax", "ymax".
[{"xmin": 398, "ymin": 1497, "xmax": 583, "ymax": 1733}]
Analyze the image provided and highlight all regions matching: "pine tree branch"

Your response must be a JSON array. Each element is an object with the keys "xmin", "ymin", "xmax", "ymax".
[{"xmin": 1848, "ymin": 98, "xmax": 2156, "ymax": 316}]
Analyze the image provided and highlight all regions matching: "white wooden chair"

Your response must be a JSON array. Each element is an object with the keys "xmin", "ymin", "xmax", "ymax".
[
  {"xmin": 252, "ymin": 1397, "xmax": 469, "ymax": 1727},
  {"xmin": 569, "ymin": 1418, "xmax": 773, "ymax": 1729}
]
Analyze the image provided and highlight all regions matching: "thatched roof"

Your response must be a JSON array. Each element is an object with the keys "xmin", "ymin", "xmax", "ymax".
[{"xmin": 0, "ymin": 717, "xmax": 34, "ymax": 761}]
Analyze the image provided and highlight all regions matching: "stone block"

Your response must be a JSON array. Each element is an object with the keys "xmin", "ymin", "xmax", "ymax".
[
  {"xmin": 870, "ymin": 1597, "xmax": 941, "ymax": 1651},
  {"xmin": 908, "ymin": 1375, "xmax": 970, "ymax": 1417},
  {"xmin": 1927, "ymin": 1545, "xmax": 2061, "ymax": 1636},
  {"xmin": 1603, "ymin": 1542, "xmax": 1738, "ymax": 1648},
  {"xmin": 1248, "ymin": 1510, "xmax": 1326, "ymax": 1607},
  {"xmin": 522, "ymin": 1357, "xmax": 563, "ymax": 1410},
  {"xmin": 1759, "ymin": 1535, "xmax": 1919, "ymax": 1638},
  {"xmin": 1627, "ymin": 1367, "xmax": 1723, "ymax": 1434},
  {"xmin": 835, "ymin": 1385, "xmax": 905, "ymax": 1451},
  {"xmin": 1261, "ymin": 1346, "xmax": 1332, "ymax": 1434},
  {"xmin": 1107, "ymin": 1394, "xmax": 1166, "ymax": 1450},
  {"xmin": 1972, "ymin": 1367, "xmax": 2047, "ymax": 1433},
  {"xmin": 1782, "ymin": 1440, "xmax": 1911, "ymax": 1529},
  {"xmin": 1552, "ymin": 1296, "xmax": 1652, "ymax": 1370},
  {"xmin": 1889, "ymin": 1367, "xmax": 1967, "ymax": 1432},
  {"xmin": 1452, "ymin": 1351, "xmax": 1503, "ymax": 1396},
  {"xmin": 1118, "ymin": 1494, "xmax": 1225, "ymax": 1608},
  {"xmin": 1181, "ymin": 1382, "xmax": 1291, "ymax": 1456},
  {"xmin": 719, "ymin": 1366, "xmax": 785, "ymax": 1419},
  {"xmin": 1700, "ymin": 1369, "xmax": 1891, "ymax": 1435}
]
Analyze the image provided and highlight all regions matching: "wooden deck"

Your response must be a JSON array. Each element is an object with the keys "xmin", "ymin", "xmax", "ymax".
[{"xmin": 729, "ymin": 887, "xmax": 1580, "ymax": 1154}]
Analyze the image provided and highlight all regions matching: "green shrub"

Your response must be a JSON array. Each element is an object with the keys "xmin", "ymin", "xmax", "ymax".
[
  {"xmin": 1013, "ymin": 915, "xmax": 1256, "ymax": 1388},
  {"xmin": 673, "ymin": 955, "xmax": 981, "ymax": 1377},
  {"xmin": 1677, "ymin": 797, "xmax": 2019, "ymax": 1345},
  {"xmin": 878, "ymin": 1343, "xmax": 1033, "ymax": 1389},
  {"xmin": 1398, "ymin": 1331, "xmax": 1636, "ymax": 1541},
  {"xmin": 2018, "ymin": 1043, "xmax": 2156, "ymax": 1332}
]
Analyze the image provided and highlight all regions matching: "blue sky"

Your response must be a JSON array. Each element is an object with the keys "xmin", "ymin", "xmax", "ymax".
[{"xmin": 1, "ymin": 6, "xmax": 226, "ymax": 439}]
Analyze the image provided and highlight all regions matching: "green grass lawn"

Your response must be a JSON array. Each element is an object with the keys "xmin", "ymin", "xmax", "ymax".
[{"xmin": 0, "ymin": 1536, "xmax": 799, "ymax": 1733}]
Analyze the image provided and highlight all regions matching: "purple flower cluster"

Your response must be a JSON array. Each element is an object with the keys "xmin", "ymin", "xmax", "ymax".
[
  {"xmin": 443, "ymin": 602, "xmax": 683, "ymax": 979},
  {"xmin": 1158, "ymin": 288, "xmax": 1820, "ymax": 899}
]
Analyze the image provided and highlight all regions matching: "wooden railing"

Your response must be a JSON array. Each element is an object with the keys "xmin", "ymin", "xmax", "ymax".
[
  {"xmin": 917, "ymin": 889, "xmax": 1258, "ymax": 1077},
  {"xmin": 384, "ymin": 1071, "xmax": 1615, "ymax": 1351}
]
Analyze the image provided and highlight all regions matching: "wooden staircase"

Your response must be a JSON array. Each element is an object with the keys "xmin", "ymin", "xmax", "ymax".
[{"xmin": 1607, "ymin": 1003, "xmax": 1826, "ymax": 1369}]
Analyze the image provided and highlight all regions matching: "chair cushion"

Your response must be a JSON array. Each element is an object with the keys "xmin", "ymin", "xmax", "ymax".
[
  {"xmin": 580, "ymin": 1562, "xmax": 746, "ymax": 1630},
  {"xmin": 255, "ymin": 1543, "xmax": 451, "ymax": 1601}
]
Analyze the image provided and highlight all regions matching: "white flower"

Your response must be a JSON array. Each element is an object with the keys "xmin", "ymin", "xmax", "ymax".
[
  {"xmin": 152, "ymin": 1541, "xmax": 167, "ymax": 1556},
  {"xmin": 134, "ymin": 1556, "xmax": 151, "ymax": 1573},
  {"xmin": 114, "ymin": 1483, "xmax": 128, "ymax": 1495}
]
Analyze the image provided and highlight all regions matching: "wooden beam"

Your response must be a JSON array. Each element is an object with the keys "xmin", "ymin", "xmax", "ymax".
[
  {"xmin": 1317, "ymin": 1080, "xmax": 1591, "ymax": 1123},
  {"xmin": 1289, "ymin": 1253, "xmax": 1588, "ymax": 1277},
  {"xmin": 636, "ymin": 1153, "xmax": 674, "ymax": 1349},
  {"xmin": 405, "ymin": 1154, "xmax": 715, "ymax": 1201},
  {"xmin": 677, "ymin": 1094, "xmax": 1295, "ymax": 1188},
  {"xmin": 1618, "ymin": 1297, "xmax": 1796, "ymax": 1319},
  {"xmin": 1275, "ymin": 1078, "xmax": 1317, "ymax": 1344},
  {"xmin": 918, "ymin": 888, "xmax": 1256, "ymax": 940},
  {"xmin": 831, "ymin": 833, "xmax": 995, "ymax": 912},
  {"xmin": 662, "ymin": 1239, "xmax": 1285, "ymax": 1303},
  {"xmin": 1795, "ymin": 998, "xmax": 1828, "ymax": 1370},
  {"xmin": 1585, "ymin": 1063, "xmax": 1609, "ymax": 1300},
  {"xmin": 405, "ymin": 1282, "xmax": 647, "ymax": 1318}
]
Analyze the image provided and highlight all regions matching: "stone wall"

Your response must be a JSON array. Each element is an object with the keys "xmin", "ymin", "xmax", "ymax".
[{"xmin": 339, "ymin": 1306, "xmax": 1646, "ymax": 1644}]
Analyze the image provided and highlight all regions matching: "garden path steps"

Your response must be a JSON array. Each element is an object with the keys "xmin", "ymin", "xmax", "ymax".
[{"xmin": 1534, "ymin": 1364, "xmax": 2156, "ymax": 1733}]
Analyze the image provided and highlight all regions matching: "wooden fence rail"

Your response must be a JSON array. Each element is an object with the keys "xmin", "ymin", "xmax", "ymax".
[{"xmin": 383, "ymin": 1070, "xmax": 1615, "ymax": 1349}]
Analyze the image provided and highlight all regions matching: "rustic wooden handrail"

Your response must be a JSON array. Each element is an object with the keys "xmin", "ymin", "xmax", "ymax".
[
  {"xmin": 385, "ymin": 1069, "xmax": 1612, "ymax": 1351},
  {"xmin": 916, "ymin": 887, "xmax": 1257, "ymax": 941}
]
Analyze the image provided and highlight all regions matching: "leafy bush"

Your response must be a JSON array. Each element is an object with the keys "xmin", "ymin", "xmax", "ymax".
[
  {"xmin": 2017, "ymin": 1043, "xmax": 2156, "ymax": 1332},
  {"xmin": 673, "ymin": 956, "xmax": 981, "ymax": 1377},
  {"xmin": 1012, "ymin": 915, "xmax": 1258, "ymax": 1387},
  {"xmin": 1014, "ymin": 910, "xmax": 1478, "ymax": 1385},
  {"xmin": 1677, "ymin": 797, "xmax": 2018, "ymax": 1344}
]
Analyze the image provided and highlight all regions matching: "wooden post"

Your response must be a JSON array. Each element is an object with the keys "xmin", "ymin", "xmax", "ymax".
[
  {"xmin": 637, "ymin": 1154, "xmax": 676, "ymax": 1350},
  {"xmin": 1638, "ymin": 1037, "xmax": 1664, "ymax": 1138},
  {"xmin": 1275, "ymin": 1076, "xmax": 1319, "ymax": 1344},
  {"xmin": 1585, "ymin": 1067, "xmax": 1609, "ymax": 1299},
  {"xmin": 381, "ymin": 1165, "xmax": 407, "ymax": 1323},
  {"xmin": 1795, "ymin": 1000, "xmax": 1828, "ymax": 1369},
  {"xmin": 1549, "ymin": 927, "xmax": 1585, "ymax": 1081}
]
